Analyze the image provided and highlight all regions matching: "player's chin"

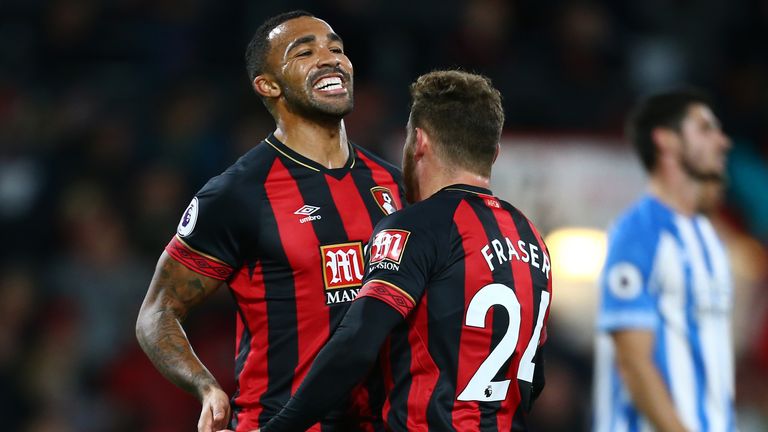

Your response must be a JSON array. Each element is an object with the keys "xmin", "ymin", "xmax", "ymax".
[{"xmin": 316, "ymin": 101, "xmax": 353, "ymax": 118}]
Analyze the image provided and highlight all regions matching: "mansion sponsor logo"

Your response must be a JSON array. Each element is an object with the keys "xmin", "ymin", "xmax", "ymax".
[
  {"xmin": 369, "ymin": 229, "xmax": 410, "ymax": 272},
  {"xmin": 321, "ymin": 242, "xmax": 365, "ymax": 304},
  {"xmin": 325, "ymin": 287, "xmax": 361, "ymax": 305},
  {"xmin": 369, "ymin": 261, "xmax": 401, "ymax": 271}
]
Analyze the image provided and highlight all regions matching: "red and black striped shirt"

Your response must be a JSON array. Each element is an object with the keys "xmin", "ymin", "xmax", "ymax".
[
  {"xmin": 165, "ymin": 133, "xmax": 404, "ymax": 431},
  {"xmin": 358, "ymin": 184, "xmax": 552, "ymax": 431}
]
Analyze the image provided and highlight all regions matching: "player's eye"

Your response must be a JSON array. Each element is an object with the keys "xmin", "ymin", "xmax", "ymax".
[
  {"xmin": 296, "ymin": 50, "xmax": 311, "ymax": 57},
  {"xmin": 330, "ymin": 47, "xmax": 343, "ymax": 54}
]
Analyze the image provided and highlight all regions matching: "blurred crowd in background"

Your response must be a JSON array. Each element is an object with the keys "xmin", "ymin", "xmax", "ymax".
[{"xmin": 1, "ymin": 0, "xmax": 768, "ymax": 431}]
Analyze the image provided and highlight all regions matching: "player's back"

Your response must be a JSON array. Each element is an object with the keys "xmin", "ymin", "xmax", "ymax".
[{"xmin": 365, "ymin": 185, "xmax": 552, "ymax": 431}]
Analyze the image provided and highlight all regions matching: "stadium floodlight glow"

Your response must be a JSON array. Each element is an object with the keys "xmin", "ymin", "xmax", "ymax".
[{"xmin": 544, "ymin": 227, "xmax": 607, "ymax": 282}]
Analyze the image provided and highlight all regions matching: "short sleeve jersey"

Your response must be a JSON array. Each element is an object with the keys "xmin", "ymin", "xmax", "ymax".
[
  {"xmin": 592, "ymin": 195, "xmax": 735, "ymax": 432},
  {"xmin": 356, "ymin": 185, "xmax": 553, "ymax": 432},
  {"xmin": 165, "ymin": 134, "xmax": 405, "ymax": 431}
]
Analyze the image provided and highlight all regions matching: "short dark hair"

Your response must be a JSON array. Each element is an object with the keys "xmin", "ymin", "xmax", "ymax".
[
  {"xmin": 627, "ymin": 88, "xmax": 712, "ymax": 172},
  {"xmin": 245, "ymin": 10, "xmax": 314, "ymax": 82},
  {"xmin": 409, "ymin": 70, "xmax": 504, "ymax": 177}
]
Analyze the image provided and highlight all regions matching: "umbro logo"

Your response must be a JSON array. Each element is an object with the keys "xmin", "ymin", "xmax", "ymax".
[
  {"xmin": 295, "ymin": 205, "xmax": 322, "ymax": 223},
  {"xmin": 294, "ymin": 205, "xmax": 320, "ymax": 215}
]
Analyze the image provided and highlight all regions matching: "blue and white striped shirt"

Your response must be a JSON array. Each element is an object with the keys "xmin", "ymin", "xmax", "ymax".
[{"xmin": 593, "ymin": 195, "xmax": 735, "ymax": 432}]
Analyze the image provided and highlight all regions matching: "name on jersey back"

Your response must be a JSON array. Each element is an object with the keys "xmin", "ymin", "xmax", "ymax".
[{"xmin": 481, "ymin": 236, "xmax": 551, "ymax": 279}]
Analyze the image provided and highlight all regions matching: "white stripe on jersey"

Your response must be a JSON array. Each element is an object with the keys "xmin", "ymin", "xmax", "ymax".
[
  {"xmin": 656, "ymin": 229, "xmax": 700, "ymax": 432},
  {"xmin": 698, "ymin": 218, "xmax": 736, "ymax": 430},
  {"xmin": 593, "ymin": 334, "xmax": 614, "ymax": 432}
]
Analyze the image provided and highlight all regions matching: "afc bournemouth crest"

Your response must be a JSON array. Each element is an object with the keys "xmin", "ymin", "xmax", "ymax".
[
  {"xmin": 370, "ymin": 186, "xmax": 398, "ymax": 215},
  {"xmin": 320, "ymin": 241, "xmax": 365, "ymax": 304}
]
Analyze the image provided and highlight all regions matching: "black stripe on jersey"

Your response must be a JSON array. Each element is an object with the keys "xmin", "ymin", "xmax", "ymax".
[
  {"xmin": 466, "ymin": 197, "xmax": 509, "ymax": 432},
  {"xmin": 502, "ymin": 201, "xmax": 547, "ymax": 415},
  {"xmin": 230, "ymin": 298, "xmax": 252, "ymax": 430},
  {"xmin": 386, "ymin": 321, "xmax": 413, "ymax": 431},
  {"xmin": 426, "ymin": 221, "xmax": 465, "ymax": 430},
  {"xmin": 511, "ymin": 403, "xmax": 527, "ymax": 432},
  {"xmin": 257, "ymin": 200, "xmax": 300, "ymax": 427},
  {"xmin": 350, "ymin": 155, "xmax": 393, "ymax": 229}
]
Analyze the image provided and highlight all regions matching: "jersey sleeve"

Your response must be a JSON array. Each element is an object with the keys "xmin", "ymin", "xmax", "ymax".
[
  {"xmin": 164, "ymin": 174, "xmax": 242, "ymax": 280},
  {"xmin": 357, "ymin": 211, "xmax": 441, "ymax": 318},
  {"xmin": 597, "ymin": 217, "xmax": 660, "ymax": 332}
]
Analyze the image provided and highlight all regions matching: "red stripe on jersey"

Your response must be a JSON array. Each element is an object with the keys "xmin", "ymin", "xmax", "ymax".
[
  {"xmin": 263, "ymin": 160, "xmax": 329, "ymax": 398},
  {"xmin": 451, "ymin": 201, "xmax": 493, "ymax": 431},
  {"xmin": 381, "ymin": 339, "xmax": 394, "ymax": 423},
  {"xmin": 490, "ymin": 208, "xmax": 532, "ymax": 430},
  {"xmin": 229, "ymin": 263, "xmax": 269, "ymax": 429},
  {"xmin": 347, "ymin": 382, "xmax": 375, "ymax": 432},
  {"xmin": 356, "ymin": 151, "xmax": 403, "ymax": 210},
  {"xmin": 165, "ymin": 235, "xmax": 234, "ymax": 280},
  {"xmin": 405, "ymin": 287, "xmax": 439, "ymax": 431},
  {"xmin": 325, "ymin": 173, "xmax": 374, "ymax": 241},
  {"xmin": 358, "ymin": 281, "xmax": 415, "ymax": 317}
]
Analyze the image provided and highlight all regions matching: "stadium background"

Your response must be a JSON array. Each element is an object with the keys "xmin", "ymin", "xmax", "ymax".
[{"xmin": 2, "ymin": 0, "xmax": 767, "ymax": 430}]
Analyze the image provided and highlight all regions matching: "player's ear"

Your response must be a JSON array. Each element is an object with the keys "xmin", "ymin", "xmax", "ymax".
[
  {"xmin": 414, "ymin": 127, "xmax": 430, "ymax": 160},
  {"xmin": 253, "ymin": 74, "xmax": 281, "ymax": 99},
  {"xmin": 652, "ymin": 127, "xmax": 680, "ymax": 157},
  {"xmin": 492, "ymin": 144, "xmax": 500, "ymax": 163}
]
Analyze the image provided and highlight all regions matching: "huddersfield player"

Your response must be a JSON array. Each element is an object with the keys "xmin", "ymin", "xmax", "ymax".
[
  {"xmin": 592, "ymin": 90, "xmax": 734, "ymax": 432},
  {"xmin": 136, "ymin": 11, "xmax": 403, "ymax": 432},
  {"xmin": 262, "ymin": 70, "xmax": 552, "ymax": 432}
]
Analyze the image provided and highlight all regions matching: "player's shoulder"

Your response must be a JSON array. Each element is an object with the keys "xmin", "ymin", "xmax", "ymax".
[
  {"xmin": 610, "ymin": 195, "xmax": 673, "ymax": 239},
  {"xmin": 498, "ymin": 198, "xmax": 538, "ymax": 228},
  {"xmin": 351, "ymin": 142, "xmax": 403, "ymax": 179},
  {"xmin": 375, "ymin": 192, "xmax": 457, "ymax": 234},
  {"xmin": 197, "ymin": 140, "xmax": 275, "ymax": 198},
  {"xmin": 498, "ymin": 198, "xmax": 548, "ymax": 244}
]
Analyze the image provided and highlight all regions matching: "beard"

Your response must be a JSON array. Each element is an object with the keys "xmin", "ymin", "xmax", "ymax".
[
  {"xmin": 279, "ymin": 67, "xmax": 354, "ymax": 121},
  {"xmin": 680, "ymin": 150, "xmax": 725, "ymax": 182}
]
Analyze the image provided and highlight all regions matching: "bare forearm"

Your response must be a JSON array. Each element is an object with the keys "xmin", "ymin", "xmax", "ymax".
[
  {"xmin": 619, "ymin": 359, "xmax": 688, "ymax": 432},
  {"xmin": 136, "ymin": 307, "xmax": 221, "ymax": 400},
  {"xmin": 136, "ymin": 253, "xmax": 225, "ymax": 401},
  {"xmin": 613, "ymin": 329, "xmax": 689, "ymax": 432}
]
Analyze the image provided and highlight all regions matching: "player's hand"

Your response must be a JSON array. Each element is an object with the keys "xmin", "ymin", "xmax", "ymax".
[{"xmin": 198, "ymin": 387, "xmax": 231, "ymax": 432}]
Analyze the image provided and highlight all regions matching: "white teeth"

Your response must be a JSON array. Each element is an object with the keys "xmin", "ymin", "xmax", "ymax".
[{"xmin": 314, "ymin": 77, "xmax": 343, "ymax": 90}]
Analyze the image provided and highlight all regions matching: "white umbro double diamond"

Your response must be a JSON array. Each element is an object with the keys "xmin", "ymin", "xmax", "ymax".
[
  {"xmin": 295, "ymin": 205, "xmax": 322, "ymax": 224},
  {"xmin": 294, "ymin": 205, "xmax": 320, "ymax": 216}
]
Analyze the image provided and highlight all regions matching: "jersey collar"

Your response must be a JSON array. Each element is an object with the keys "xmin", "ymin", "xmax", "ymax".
[
  {"xmin": 264, "ymin": 133, "xmax": 356, "ymax": 178},
  {"xmin": 441, "ymin": 184, "xmax": 494, "ymax": 196}
]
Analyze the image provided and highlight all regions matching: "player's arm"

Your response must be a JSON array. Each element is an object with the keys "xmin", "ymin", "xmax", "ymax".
[
  {"xmin": 261, "ymin": 296, "xmax": 403, "ymax": 432},
  {"xmin": 612, "ymin": 329, "xmax": 689, "ymax": 432},
  {"xmin": 136, "ymin": 251, "xmax": 230, "ymax": 431}
]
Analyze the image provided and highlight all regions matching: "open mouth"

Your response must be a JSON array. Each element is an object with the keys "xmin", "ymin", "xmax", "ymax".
[{"xmin": 312, "ymin": 74, "xmax": 346, "ymax": 94}]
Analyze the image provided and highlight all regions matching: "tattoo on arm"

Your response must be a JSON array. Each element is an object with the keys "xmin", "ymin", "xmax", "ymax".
[{"xmin": 136, "ymin": 252, "xmax": 224, "ymax": 400}]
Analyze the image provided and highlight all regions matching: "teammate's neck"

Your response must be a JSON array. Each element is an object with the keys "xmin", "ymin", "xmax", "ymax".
[
  {"xmin": 648, "ymin": 168, "xmax": 702, "ymax": 217},
  {"xmin": 273, "ymin": 117, "xmax": 349, "ymax": 169},
  {"xmin": 419, "ymin": 169, "xmax": 491, "ymax": 201}
]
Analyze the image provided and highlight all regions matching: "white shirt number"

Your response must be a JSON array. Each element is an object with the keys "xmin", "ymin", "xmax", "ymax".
[{"xmin": 457, "ymin": 283, "xmax": 550, "ymax": 402}]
